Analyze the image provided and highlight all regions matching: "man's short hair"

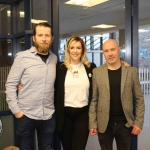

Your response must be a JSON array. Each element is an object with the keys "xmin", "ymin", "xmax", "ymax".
[{"xmin": 33, "ymin": 22, "xmax": 53, "ymax": 36}]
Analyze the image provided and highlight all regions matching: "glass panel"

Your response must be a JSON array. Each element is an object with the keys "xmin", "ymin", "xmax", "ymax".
[
  {"xmin": 60, "ymin": 39, "xmax": 66, "ymax": 51},
  {"xmin": 86, "ymin": 36, "xmax": 90, "ymax": 51},
  {"xmin": 138, "ymin": 0, "xmax": 150, "ymax": 149},
  {"xmin": 138, "ymin": 25, "xmax": 150, "ymax": 149},
  {"xmin": 59, "ymin": 39, "xmax": 66, "ymax": 61},
  {"xmin": 87, "ymin": 52, "xmax": 92, "ymax": 62},
  {"xmin": 94, "ymin": 36, "xmax": 100, "ymax": 50},
  {"xmin": 0, "ymin": 39, "xmax": 11, "ymax": 67},
  {"xmin": 0, "ymin": 5, "xmax": 11, "ymax": 35},
  {"xmin": 32, "ymin": 0, "xmax": 48, "ymax": 25},
  {"xmin": 18, "ymin": 37, "xmax": 25, "ymax": 51},
  {"xmin": 17, "ymin": 1, "xmax": 25, "ymax": 33},
  {"xmin": 103, "ymin": 33, "xmax": 109, "ymax": 43},
  {"xmin": 93, "ymin": 52, "xmax": 100, "ymax": 67}
]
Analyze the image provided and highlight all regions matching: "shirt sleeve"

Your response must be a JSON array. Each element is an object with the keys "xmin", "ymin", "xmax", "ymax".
[{"xmin": 5, "ymin": 53, "xmax": 25, "ymax": 114}]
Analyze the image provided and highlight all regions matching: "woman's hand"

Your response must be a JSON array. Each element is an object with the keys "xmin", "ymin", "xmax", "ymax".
[
  {"xmin": 17, "ymin": 84, "xmax": 23, "ymax": 90},
  {"xmin": 121, "ymin": 60, "xmax": 130, "ymax": 67}
]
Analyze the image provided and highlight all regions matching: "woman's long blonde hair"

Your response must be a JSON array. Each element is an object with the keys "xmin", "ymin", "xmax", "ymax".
[{"xmin": 63, "ymin": 36, "xmax": 91, "ymax": 71}]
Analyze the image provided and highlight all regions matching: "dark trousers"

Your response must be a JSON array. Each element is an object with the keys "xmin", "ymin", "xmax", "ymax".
[
  {"xmin": 98, "ymin": 122, "xmax": 132, "ymax": 150},
  {"xmin": 15, "ymin": 113, "xmax": 55, "ymax": 150},
  {"xmin": 59, "ymin": 106, "xmax": 89, "ymax": 150}
]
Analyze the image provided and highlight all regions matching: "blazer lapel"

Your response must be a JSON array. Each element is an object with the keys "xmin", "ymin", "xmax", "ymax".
[
  {"xmin": 121, "ymin": 65, "xmax": 128, "ymax": 96},
  {"xmin": 102, "ymin": 64, "xmax": 110, "ymax": 93}
]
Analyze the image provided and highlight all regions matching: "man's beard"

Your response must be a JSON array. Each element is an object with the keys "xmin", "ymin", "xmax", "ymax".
[{"xmin": 35, "ymin": 42, "xmax": 52, "ymax": 54}]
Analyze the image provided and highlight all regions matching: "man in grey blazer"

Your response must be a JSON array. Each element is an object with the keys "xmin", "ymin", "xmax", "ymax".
[{"xmin": 89, "ymin": 39, "xmax": 144, "ymax": 150}]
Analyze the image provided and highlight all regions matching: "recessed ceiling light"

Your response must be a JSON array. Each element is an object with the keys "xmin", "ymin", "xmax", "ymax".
[
  {"xmin": 65, "ymin": 0, "xmax": 109, "ymax": 7},
  {"xmin": 8, "ymin": 53, "xmax": 12, "ymax": 56},
  {"xmin": 138, "ymin": 29, "xmax": 149, "ymax": 33},
  {"xmin": 91, "ymin": 24, "xmax": 116, "ymax": 29},
  {"xmin": 7, "ymin": 10, "xmax": 11, "ymax": 17},
  {"xmin": 20, "ymin": 11, "xmax": 24, "ymax": 18},
  {"xmin": 94, "ymin": 34, "xmax": 103, "ymax": 37},
  {"xmin": 31, "ymin": 19, "xmax": 48, "ymax": 24},
  {"xmin": 7, "ymin": 11, "xmax": 24, "ymax": 18},
  {"xmin": 145, "ymin": 39, "xmax": 150, "ymax": 41}
]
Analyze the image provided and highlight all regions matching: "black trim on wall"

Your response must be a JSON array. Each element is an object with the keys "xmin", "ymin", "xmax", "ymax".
[
  {"xmin": 125, "ymin": 0, "xmax": 132, "ymax": 65},
  {"xmin": 125, "ymin": 1, "xmax": 139, "ymax": 150},
  {"xmin": 47, "ymin": 0, "xmax": 59, "ymax": 59},
  {"xmin": 24, "ymin": 0, "xmax": 32, "ymax": 50},
  {"xmin": 0, "ymin": 0, "xmax": 13, "ymax": 4},
  {"xmin": 125, "ymin": 0, "xmax": 139, "ymax": 67},
  {"xmin": 132, "ymin": 0, "xmax": 139, "ymax": 68},
  {"xmin": 0, "ymin": 35, "xmax": 13, "ymax": 39}
]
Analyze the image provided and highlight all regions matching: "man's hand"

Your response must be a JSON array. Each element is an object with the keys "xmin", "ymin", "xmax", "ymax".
[
  {"xmin": 90, "ymin": 128, "xmax": 98, "ymax": 136},
  {"xmin": 15, "ymin": 111, "xmax": 24, "ymax": 118},
  {"xmin": 131, "ymin": 124, "xmax": 141, "ymax": 135}
]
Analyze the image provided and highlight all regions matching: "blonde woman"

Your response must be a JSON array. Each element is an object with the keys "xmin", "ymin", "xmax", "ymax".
[{"xmin": 54, "ymin": 36, "xmax": 96, "ymax": 150}]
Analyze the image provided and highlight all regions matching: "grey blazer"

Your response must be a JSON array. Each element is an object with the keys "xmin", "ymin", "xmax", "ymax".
[{"xmin": 89, "ymin": 64, "xmax": 145, "ymax": 133}]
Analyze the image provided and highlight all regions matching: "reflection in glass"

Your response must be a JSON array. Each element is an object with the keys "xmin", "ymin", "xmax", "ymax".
[
  {"xmin": 32, "ymin": 0, "xmax": 48, "ymax": 24},
  {"xmin": 17, "ymin": 1, "xmax": 25, "ymax": 33},
  {"xmin": 18, "ymin": 37, "xmax": 25, "ymax": 51},
  {"xmin": 0, "ymin": 39, "xmax": 11, "ymax": 67},
  {"xmin": 0, "ymin": 5, "xmax": 11, "ymax": 35}
]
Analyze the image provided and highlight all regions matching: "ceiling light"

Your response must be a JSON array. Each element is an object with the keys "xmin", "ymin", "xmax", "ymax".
[
  {"xmin": 7, "ymin": 11, "xmax": 24, "ymax": 18},
  {"xmin": 20, "ymin": 11, "xmax": 24, "ymax": 18},
  {"xmin": 94, "ymin": 34, "xmax": 103, "ymax": 37},
  {"xmin": 145, "ymin": 39, "xmax": 150, "ymax": 41},
  {"xmin": 74, "ymin": 0, "xmax": 87, "ymax": 4},
  {"xmin": 7, "ymin": 10, "xmax": 11, "ymax": 17},
  {"xmin": 65, "ymin": 0, "xmax": 109, "ymax": 7},
  {"xmin": 31, "ymin": 19, "xmax": 48, "ymax": 24},
  {"xmin": 91, "ymin": 24, "xmax": 116, "ymax": 29},
  {"xmin": 138, "ymin": 29, "xmax": 149, "ymax": 33},
  {"xmin": 8, "ymin": 53, "xmax": 12, "ymax": 56},
  {"xmin": 121, "ymin": 49, "xmax": 126, "ymax": 53}
]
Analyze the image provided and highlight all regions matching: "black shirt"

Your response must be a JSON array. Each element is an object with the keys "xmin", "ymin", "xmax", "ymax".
[
  {"xmin": 108, "ymin": 67, "xmax": 127, "ymax": 123},
  {"xmin": 37, "ymin": 53, "xmax": 49, "ymax": 63}
]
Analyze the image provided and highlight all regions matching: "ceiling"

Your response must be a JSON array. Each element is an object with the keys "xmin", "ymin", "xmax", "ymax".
[
  {"xmin": 59, "ymin": 0, "xmax": 125, "ymax": 37},
  {"xmin": 58, "ymin": 0, "xmax": 150, "ymax": 38},
  {"xmin": 0, "ymin": 0, "xmax": 150, "ymax": 38}
]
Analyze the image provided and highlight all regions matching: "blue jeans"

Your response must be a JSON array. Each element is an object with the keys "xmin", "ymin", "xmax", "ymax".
[
  {"xmin": 15, "ymin": 113, "xmax": 55, "ymax": 150},
  {"xmin": 98, "ymin": 122, "xmax": 132, "ymax": 150}
]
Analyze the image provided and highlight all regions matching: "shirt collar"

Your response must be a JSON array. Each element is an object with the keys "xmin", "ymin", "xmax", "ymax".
[{"xmin": 30, "ymin": 46, "xmax": 38, "ymax": 54}]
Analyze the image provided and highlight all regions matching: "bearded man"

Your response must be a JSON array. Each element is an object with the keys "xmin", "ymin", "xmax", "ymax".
[{"xmin": 5, "ymin": 22, "xmax": 57, "ymax": 150}]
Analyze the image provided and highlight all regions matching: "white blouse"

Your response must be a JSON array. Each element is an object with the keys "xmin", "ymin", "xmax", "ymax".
[{"xmin": 64, "ymin": 63, "xmax": 90, "ymax": 108}]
